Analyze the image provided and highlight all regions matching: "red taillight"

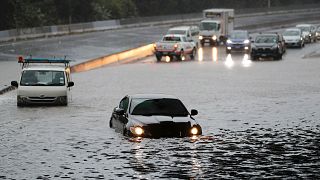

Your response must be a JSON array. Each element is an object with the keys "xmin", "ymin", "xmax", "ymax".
[
  {"xmin": 18, "ymin": 56, "xmax": 24, "ymax": 63},
  {"xmin": 174, "ymin": 44, "xmax": 178, "ymax": 49}
]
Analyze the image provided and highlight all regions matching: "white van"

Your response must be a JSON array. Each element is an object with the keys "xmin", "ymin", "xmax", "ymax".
[
  {"xmin": 167, "ymin": 26, "xmax": 200, "ymax": 46},
  {"xmin": 11, "ymin": 57, "xmax": 74, "ymax": 106}
]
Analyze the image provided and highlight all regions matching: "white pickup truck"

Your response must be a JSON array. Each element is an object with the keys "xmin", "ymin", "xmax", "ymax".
[{"xmin": 154, "ymin": 34, "xmax": 197, "ymax": 62}]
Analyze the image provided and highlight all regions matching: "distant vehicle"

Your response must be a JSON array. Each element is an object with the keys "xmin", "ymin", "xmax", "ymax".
[
  {"xmin": 226, "ymin": 30, "xmax": 251, "ymax": 53},
  {"xmin": 199, "ymin": 9, "xmax": 234, "ymax": 46},
  {"xmin": 109, "ymin": 94, "xmax": 202, "ymax": 138},
  {"xmin": 167, "ymin": 26, "xmax": 200, "ymax": 46},
  {"xmin": 154, "ymin": 34, "xmax": 197, "ymax": 62},
  {"xmin": 282, "ymin": 28, "xmax": 304, "ymax": 48},
  {"xmin": 296, "ymin": 24, "xmax": 317, "ymax": 43},
  {"xmin": 316, "ymin": 26, "xmax": 320, "ymax": 40},
  {"xmin": 11, "ymin": 57, "xmax": 74, "ymax": 106},
  {"xmin": 251, "ymin": 33, "xmax": 286, "ymax": 60}
]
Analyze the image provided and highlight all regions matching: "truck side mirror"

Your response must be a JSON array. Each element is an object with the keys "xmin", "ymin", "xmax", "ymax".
[
  {"xmin": 68, "ymin": 81, "xmax": 74, "ymax": 87},
  {"xmin": 11, "ymin": 81, "xmax": 18, "ymax": 87}
]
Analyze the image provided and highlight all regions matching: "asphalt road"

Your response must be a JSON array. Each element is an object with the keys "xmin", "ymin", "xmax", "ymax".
[{"xmin": 1, "ymin": 36, "xmax": 320, "ymax": 179}]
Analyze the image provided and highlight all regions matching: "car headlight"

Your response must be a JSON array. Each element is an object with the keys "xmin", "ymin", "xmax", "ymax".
[
  {"xmin": 199, "ymin": 36, "xmax": 203, "ymax": 40},
  {"xmin": 309, "ymin": 34, "xmax": 311, "ymax": 37},
  {"xmin": 190, "ymin": 126, "xmax": 199, "ymax": 135},
  {"xmin": 300, "ymin": 37, "xmax": 303, "ymax": 41},
  {"xmin": 271, "ymin": 44, "xmax": 278, "ymax": 49},
  {"xmin": 212, "ymin": 35, "xmax": 217, "ymax": 40},
  {"xmin": 130, "ymin": 126, "xmax": 144, "ymax": 136},
  {"xmin": 243, "ymin": 39, "xmax": 250, "ymax": 44},
  {"xmin": 226, "ymin": 39, "xmax": 232, "ymax": 44}
]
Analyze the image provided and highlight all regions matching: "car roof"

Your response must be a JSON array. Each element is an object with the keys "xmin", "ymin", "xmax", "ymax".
[
  {"xmin": 168, "ymin": 26, "xmax": 191, "ymax": 31},
  {"xmin": 296, "ymin": 24, "xmax": 312, "ymax": 27},
  {"xmin": 164, "ymin": 34, "xmax": 185, "ymax": 38},
  {"xmin": 22, "ymin": 65, "xmax": 66, "ymax": 71},
  {"xmin": 256, "ymin": 33, "xmax": 278, "ymax": 37},
  {"xmin": 130, "ymin": 94, "xmax": 178, "ymax": 99}
]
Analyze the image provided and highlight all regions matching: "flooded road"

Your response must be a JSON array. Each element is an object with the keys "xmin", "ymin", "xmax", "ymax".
[{"xmin": 1, "ymin": 41, "xmax": 320, "ymax": 179}]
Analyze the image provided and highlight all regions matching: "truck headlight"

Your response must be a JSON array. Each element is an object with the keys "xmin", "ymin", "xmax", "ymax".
[
  {"xmin": 243, "ymin": 39, "xmax": 250, "ymax": 44},
  {"xmin": 212, "ymin": 35, "xmax": 217, "ymax": 40},
  {"xmin": 199, "ymin": 36, "xmax": 203, "ymax": 40}
]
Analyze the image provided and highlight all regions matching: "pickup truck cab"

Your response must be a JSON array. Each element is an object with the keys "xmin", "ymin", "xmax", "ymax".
[
  {"xmin": 11, "ymin": 57, "xmax": 74, "ymax": 106},
  {"xmin": 154, "ymin": 34, "xmax": 197, "ymax": 62},
  {"xmin": 167, "ymin": 26, "xmax": 199, "ymax": 46}
]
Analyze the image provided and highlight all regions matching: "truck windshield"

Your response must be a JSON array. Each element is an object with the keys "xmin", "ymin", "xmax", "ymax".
[
  {"xmin": 163, "ymin": 36, "xmax": 181, "ymax": 41},
  {"xmin": 130, "ymin": 98, "xmax": 189, "ymax": 117},
  {"xmin": 20, "ymin": 70, "xmax": 65, "ymax": 86},
  {"xmin": 200, "ymin": 22, "xmax": 218, "ymax": 31}
]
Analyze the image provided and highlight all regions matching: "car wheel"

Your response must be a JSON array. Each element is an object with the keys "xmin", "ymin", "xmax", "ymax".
[
  {"xmin": 109, "ymin": 119, "xmax": 113, "ymax": 128},
  {"xmin": 156, "ymin": 55, "xmax": 162, "ymax": 62},
  {"xmin": 190, "ymin": 48, "xmax": 196, "ymax": 60},
  {"xmin": 250, "ymin": 55, "xmax": 256, "ymax": 61},
  {"xmin": 226, "ymin": 49, "xmax": 231, "ymax": 54},
  {"xmin": 176, "ymin": 51, "xmax": 184, "ymax": 61},
  {"xmin": 17, "ymin": 102, "xmax": 24, "ymax": 107}
]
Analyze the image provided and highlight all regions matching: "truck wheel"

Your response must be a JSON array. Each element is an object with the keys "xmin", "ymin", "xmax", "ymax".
[
  {"xmin": 156, "ymin": 55, "xmax": 162, "ymax": 62},
  {"xmin": 176, "ymin": 51, "xmax": 184, "ymax": 61},
  {"xmin": 190, "ymin": 48, "xmax": 196, "ymax": 60}
]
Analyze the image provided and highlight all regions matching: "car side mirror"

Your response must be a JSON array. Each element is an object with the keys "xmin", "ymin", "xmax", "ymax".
[
  {"xmin": 11, "ymin": 81, "xmax": 18, "ymax": 87},
  {"xmin": 115, "ymin": 108, "xmax": 125, "ymax": 115},
  {"xmin": 190, "ymin": 109, "xmax": 198, "ymax": 116},
  {"xmin": 68, "ymin": 81, "xmax": 74, "ymax": 87}
]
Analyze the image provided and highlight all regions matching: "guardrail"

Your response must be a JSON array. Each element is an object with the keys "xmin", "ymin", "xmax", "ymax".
[{"xmin": 1, "ymin": 6, "xmax": 320, "ymax": 43}]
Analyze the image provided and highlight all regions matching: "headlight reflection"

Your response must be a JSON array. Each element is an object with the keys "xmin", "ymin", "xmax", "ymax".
[
  {"xmin": 198, "ymin": 47, "xmax": 203, "ymax": 61},
  {"xmin": 212, "ymin": 47, "xmax": 218, "ymax": 62},
  {"xmin": 224, "ymin": 54, "xmax": 234, "ymax": 68},
  {"xmin": 241, "ymin": 54, "xmax": 252, "ymax": 67}
]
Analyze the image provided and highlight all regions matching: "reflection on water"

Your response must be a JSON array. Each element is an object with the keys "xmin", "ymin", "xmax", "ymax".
[
  {"xmin": 198, "ymin": 47, "xmax": 203, "ymax": 61},
  {"xmin": 212, "ymin": 47, "xmax": 218, "ymax": 62},
  {"xmin": 225, "ymin": 53, "xmax": 234, "ymax": 68},
  {"xmin": 242, "ymin": 54, "xmax": 252, "ymax": 67}
]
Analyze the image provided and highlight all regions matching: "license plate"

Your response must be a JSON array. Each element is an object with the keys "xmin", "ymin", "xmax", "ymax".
[
  {"xmin": 205, "ymin": 40, "xmax": 210, "ymax": 42},
  {"xmin": 261, "ymin": 54, "xmax": 267, "ymax": 57},
  {"xmin": 162, "ymin": 52, "xmax": 168, "ymax": 55}
]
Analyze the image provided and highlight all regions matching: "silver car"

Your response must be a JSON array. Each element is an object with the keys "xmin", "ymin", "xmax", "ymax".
[
  {"xmin": 296, "ymin": 24, "xmax": 317, "ymax": 43},
  {"xmin": 282, "ymin": 28, "xmax": 304, "ymax": 48}
]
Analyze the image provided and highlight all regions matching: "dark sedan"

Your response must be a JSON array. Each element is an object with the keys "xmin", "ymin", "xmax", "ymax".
[{"xmin": 109, "ymin": 94, "xmax": 202, "ymax": 138}]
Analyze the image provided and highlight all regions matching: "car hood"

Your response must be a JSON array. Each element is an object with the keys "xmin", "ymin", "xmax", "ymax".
[
  {"xmin": 229, "ymin": 38, "xmax": 245, "ymax": 43},
  {"xmin": 130, "ymin": 115, "xmax": 195, "ymax": 125}
]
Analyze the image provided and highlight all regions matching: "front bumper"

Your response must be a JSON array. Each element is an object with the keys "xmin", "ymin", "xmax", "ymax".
[
  {"xmin": 17, "ymin": 95, "xmax": 67, "ymax": 106},
  {"xmin": 251, "ymin": 48, "xmax": 278, "ymax": 57},
  {"xmin": 285, "ymin": 41, "xmax": 302, "ymax": 47},
  {"xmin": 226, "ymin": 43, "xmax": 250, "ymax": 52},
  {"xmin": 155, "ymin": 50, "xmax": 181, "ymax": 56},
  {"xmin": 129, "ymin": 122, "xmax": 202, "ymax": 138}
]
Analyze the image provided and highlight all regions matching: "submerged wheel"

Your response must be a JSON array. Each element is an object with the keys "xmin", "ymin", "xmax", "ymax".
[
  {"xmin": 156, "ymin": 55, "xmax": 162, "ymax": 62},
  {"xmin": 190, "ymin": 48, "xmax": 196, "ymax": 60}
]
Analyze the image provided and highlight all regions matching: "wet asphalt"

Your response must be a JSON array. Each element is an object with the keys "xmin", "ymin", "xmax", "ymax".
[{"xmin": 1, "ymin": 39, "xmax": 320, "ymax": 179}]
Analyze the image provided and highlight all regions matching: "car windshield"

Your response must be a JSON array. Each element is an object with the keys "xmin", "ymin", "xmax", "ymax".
[
  {"xmin": 255, "ymin": 36, "xmax": 277, "ymax": 43},
  {"xmin": 130, "ymin": 98, "xmax": 189, "ymax": 116},
  {"xmin": 167, "ymin": 30, "xmax": 186, "ymax": 35},
  {"xmin": 230, "ymin": 32, "xmax": 247, "ymax": 39},
  {"xmin": 200, "ymin": 22, "xmax": 218, "ymax": 31},
  {"xmin": 297, "ymin": 26, "xmax": 310, "ymax": 32},
  {"xmin": 283, "ymin": 30, "xmax": 300, "ymax": 36},
  {"xmin": 163, "ymin": 36, "xmax": 181, "ymax": 41},
  {"xmin": 20, "ymin": 70, "xmax": 65, "ymax": 86}
]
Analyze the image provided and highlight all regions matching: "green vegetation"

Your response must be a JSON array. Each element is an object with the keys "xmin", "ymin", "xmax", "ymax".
[{"xmin": 0, "ymin": 0, "xmax": 319, "ymax": 30}]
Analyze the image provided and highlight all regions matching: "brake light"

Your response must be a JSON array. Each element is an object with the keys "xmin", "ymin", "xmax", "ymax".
[{"xmin": 18, "ymin": 56, "xmax": 24, "ymax": 63}]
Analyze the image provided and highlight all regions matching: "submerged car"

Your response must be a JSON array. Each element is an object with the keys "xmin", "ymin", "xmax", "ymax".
[
  {"xmin": 296, "ymin": 24, "xmax": 317, "ymax": 43},
  {"xmin": 251, "ymin": 33, "xmax": 286, "ymax": 60},
  {"xmin": 282, "ymin": 28, "xmax": 304, "ymax": 48},
  {"xmin": 226, "ymin": 30, "xmax": 251, "ymax": 53},
  {"xmin": 109, "ymin": 94, "xmax": 202, "ymax": 138}
]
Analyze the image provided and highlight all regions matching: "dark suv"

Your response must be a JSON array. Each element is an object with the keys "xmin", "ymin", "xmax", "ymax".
[{"xmin": 251, "ymin": 33, "xmax": 286, "ymax": 60}]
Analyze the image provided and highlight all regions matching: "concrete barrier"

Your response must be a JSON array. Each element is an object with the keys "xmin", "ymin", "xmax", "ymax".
[{"xmin": 71, "ymin": 44, "xmax": 154, "ymax": 73}]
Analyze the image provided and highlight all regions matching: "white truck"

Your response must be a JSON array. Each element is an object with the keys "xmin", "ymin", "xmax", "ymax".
[
  {"xmin": 154, "ymin": 34, "xmax": 197, "ymax": 62},
  {"xmin": 11, "ymin": 57, "xmax": 74, "ymax": 106},
  {"xmin": 199, "ymin": 9, "xmax": 234, "ymax": 46}
]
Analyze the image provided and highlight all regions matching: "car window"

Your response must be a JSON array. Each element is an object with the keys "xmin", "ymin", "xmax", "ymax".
[
  {"xmin": 163, "ymin": 36, "xmax": 181, "ymax": 42},
  {"xmin": 130, "ymin": 98, "xmax": 189, "ymax": 117},
  {"xmin": 20, "ymin": 70, "xmax": 65, "ymax": 86},
  {"xmin": 119, "ymin": 97, "xmax": 129, "ymax": 112},
  {"xmin": 230, "ymin": 32, "xmax": 247, "ymax": 39},
  {"xmin": 283, "ymin": 30, "xmax": 300, "ymax": 36}
]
